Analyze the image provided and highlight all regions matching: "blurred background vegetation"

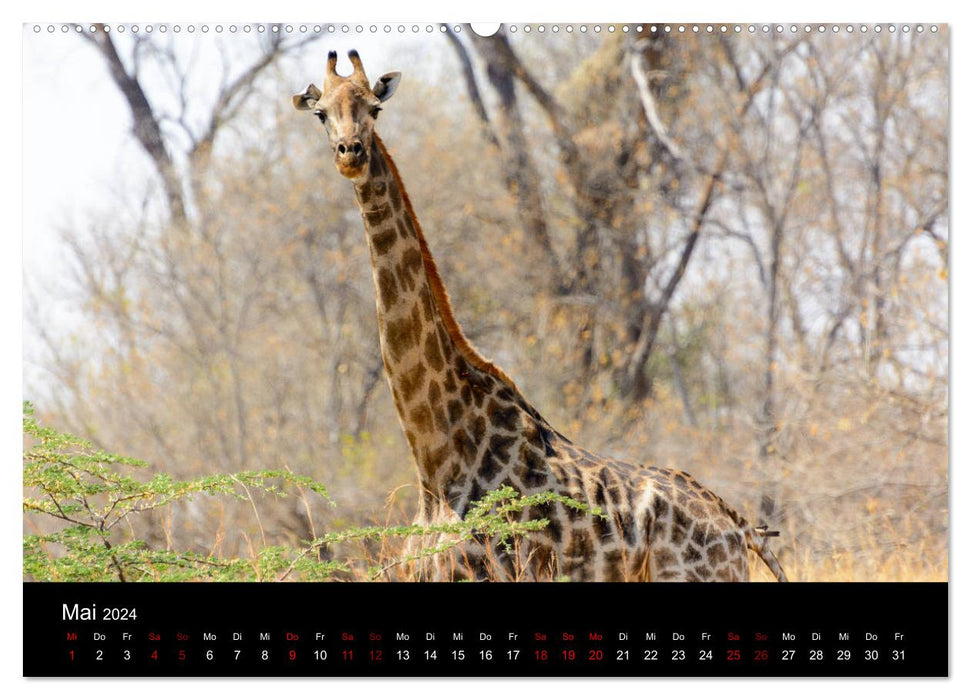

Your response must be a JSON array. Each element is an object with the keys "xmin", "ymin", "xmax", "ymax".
[{"xmin": 23, "ymin": 24, "xmax": 948, "ymax": 581}]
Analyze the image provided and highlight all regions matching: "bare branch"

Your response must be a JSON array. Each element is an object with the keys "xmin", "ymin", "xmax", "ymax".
[
  {"xmin": 621, "ymin": 168, "xmax": 720, "ymax": 395},
  {"xmin": 191, "ymin": 34, "xmax": 317, "ymax": 166},
  {"xmin": 442, "ymin": 27, "xmax": 500, "ymax": 150},
  {"xmin": 80, "ymin": 24, "xmax": 188, "ymax": 225},
  {"xmin": 466, "ymin": 26, "xmax": 581, "ymax": 174},
  {"xmin": 629, "ymin": 39, "xmax": 684, "ymax": 162}
]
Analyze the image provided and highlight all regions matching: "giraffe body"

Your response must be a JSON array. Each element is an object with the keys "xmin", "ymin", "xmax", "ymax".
[{"xmin": 293, "ymin": 51, "xmax": 787, "ymax": 583}]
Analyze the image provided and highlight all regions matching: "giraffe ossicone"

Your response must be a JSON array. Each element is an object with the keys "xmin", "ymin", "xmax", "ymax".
[{"xmin": 293, "ymin": 51, "xmax": 788, "ymax": 582}]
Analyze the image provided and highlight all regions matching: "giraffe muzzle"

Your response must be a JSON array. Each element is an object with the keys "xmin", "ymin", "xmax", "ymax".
[
  {"xmin": 337, "ymin": 140, "xmax": 364, "ymax": 158},
  {"xmin": 335, "ymin": 139, "xmax": 368, "ymax": 177}
]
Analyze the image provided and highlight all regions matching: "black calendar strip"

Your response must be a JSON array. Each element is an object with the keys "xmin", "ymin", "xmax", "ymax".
[{"xmin": 23, "ymin": 582, "xmax": 947, "ymax": 677}]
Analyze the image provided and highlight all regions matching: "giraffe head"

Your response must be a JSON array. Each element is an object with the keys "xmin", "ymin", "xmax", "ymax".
[{"xmin": 293, "ymin": 50, "xmax": 401, "ymax": 181}]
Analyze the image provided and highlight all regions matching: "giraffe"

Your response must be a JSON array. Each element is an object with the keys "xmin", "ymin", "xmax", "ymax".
[{"xmin": 293, "ymin": 50, "xmax": 788, "ymax": 582}]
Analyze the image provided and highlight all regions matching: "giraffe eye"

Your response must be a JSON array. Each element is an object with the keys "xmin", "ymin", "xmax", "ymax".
[
  {"xmin": 314, "ymin": 110, "xmax": 327, "ymax": 124},
  {"xmin": 369, "ymin": 106, "xmax": 382, "ymax": 119}
]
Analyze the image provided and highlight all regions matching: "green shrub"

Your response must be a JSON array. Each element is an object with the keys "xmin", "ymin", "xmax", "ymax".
[{"xmin": 23, "ymin": 403, "xmax": 598, "ymax": 581}]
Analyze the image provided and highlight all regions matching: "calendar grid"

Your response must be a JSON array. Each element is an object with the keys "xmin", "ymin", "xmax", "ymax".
[{"xmin": 24, "ymin": 582, "xmax": 947, "ymax": 677}]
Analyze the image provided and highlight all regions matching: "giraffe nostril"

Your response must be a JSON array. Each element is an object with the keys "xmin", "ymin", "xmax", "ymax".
[
  {"xmin": 337, "ymin": 143, "xmax": 347, "ymax": 155},
  {"xmin": 353, "ymin": 142, "xmax": 363, "ymax": 155}
]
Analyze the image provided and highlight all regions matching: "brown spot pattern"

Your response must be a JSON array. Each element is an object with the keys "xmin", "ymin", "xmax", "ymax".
[
  {"xmin": 364, "ymin": 203, "xmax": 391, "ymax": 227},
  {"xmin": 409, "ymin": 404, "xmax": 433, "ymax": 434},
  {"xmin": 372, "ymin": 227, "xmax": 397, "ymax": 255},
  {"xmin": 425, "ymin": 332, "xmax": 444, "ymax": 371},
  {"xmin": 377, "ymin": 267, "xmax": 398, "ymax": 309},
  {"xmin": 340, "ymin": 137, "xmax": 776, "ymax": 584}
]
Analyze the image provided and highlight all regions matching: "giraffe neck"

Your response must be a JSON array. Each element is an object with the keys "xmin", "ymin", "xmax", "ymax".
[{"xmin": 353, "ymin": 135, "xmax": 533, "ymax": 517}]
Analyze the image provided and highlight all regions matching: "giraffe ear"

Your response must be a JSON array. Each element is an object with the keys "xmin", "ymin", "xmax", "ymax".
[
  {"xmin": 293, "ymin": 83, "xmax": 322, "ymax": 111},
  {"xmin": 373, "ymin": 72, "xmax": 401, "ymax": 102}
]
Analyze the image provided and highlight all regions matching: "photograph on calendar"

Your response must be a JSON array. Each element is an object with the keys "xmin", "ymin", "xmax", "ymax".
[{"xmin": 23, "ymin": 23, "xmax": 947, "ymax": 588}]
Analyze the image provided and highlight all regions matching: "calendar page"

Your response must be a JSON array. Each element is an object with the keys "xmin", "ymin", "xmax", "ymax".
[{"xmin": 21, "ymin": 21, "xmax": 948, "ymax": 677}]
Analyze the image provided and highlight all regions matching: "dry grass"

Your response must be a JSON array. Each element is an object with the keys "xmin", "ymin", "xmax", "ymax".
[
  {"xmin": 26, "ymin": 364, "xmax": 947, "ymax": 583},
  {"xmin": 749, "ymin": 535, "xmax": 948, "ymax": 583},
  {"xmin": 578, "ymin": 375, "xmax": 949, "ymax": 584}
]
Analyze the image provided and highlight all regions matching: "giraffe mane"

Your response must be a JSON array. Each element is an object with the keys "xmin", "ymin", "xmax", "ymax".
[{"xmin": 373, "ymin": 134, "xmax": 519, "ymax": 393}]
